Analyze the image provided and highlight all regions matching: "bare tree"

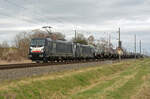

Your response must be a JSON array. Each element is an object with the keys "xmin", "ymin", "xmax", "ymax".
[
  {"xmin": 31, "ymin": 29, "xmax": 66, "ymax": 40},
  {"xmin": 1, "ymin": 41, "xmax": 9, "ymax": 48},
  {"xmin": 96, "ymin": 37, "xmax": 114, "ymax": 53},
  {"xmin": 0, "ymin": 41, "xmax": 9, "ymax": 59},
  {"xmin": 72, "ymin": 33, "xmax": 88, "ymax": 45},
  {"xmin": 14, "ymin": 32, "xmax": 30, "ymax": 58},
  {"xmin": 87, "ymin": 35, "xmax": 95, "ymax": 45},
  {"xmin": 31, "ymin": 29, "xmax": 48, "ymax": 38},
  {"xmin": 52, "ymin": 32, "xmax": 66, "ymax": 41}
]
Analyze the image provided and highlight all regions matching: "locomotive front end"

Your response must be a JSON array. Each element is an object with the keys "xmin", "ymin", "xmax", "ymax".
[{"xmin": 28, "ymin": 38, "xmax": 46, "ymax": 61}]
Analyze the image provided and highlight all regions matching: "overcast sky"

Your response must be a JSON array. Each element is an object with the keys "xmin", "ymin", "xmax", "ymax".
[{"xmin": 0, "ymin": 0, "xmax": 150, "ymax": 54}]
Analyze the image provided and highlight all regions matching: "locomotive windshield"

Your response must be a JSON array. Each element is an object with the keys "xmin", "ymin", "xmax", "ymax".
[{"xmin": 30, "ymin": 39, "xmax": 45, "ymax": 47}]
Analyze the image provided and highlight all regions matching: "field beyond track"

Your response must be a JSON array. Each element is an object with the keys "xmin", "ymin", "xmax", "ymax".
[{"xmin": 0, "ymin": 59, "xmax": 150, "ymax": 99}]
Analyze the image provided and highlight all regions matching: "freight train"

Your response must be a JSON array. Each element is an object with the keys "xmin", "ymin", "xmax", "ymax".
[{"xmin": 28, "ymin": 38, "xmax": 143, "ymax": 63}]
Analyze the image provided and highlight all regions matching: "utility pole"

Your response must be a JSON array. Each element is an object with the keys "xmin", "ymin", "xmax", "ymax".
[
  {"xmin": 119, "ymin": 28, "xmax": 121, "ymax": 48},
  {"xmin": 118, "ymin": 28, "xmax": 122, "ymax": 48},
  {"xmin": 108, "ymin": 33, "xmax": 111, "ymax": 53},
  {"xmin": 118, "ymin": 28, "xmax": 122, "ymax": 61},
  {"xmin": 134, "ymin": 35, "xmax": 136, "ymax": 59},
  {"xmin": 108, "ymin": 34, "xmax": 111, "ymax": 48},
  {"xmin": 74, "ymin": 30, "xmax": 77, "ymax": 42},
  {"xmin": 140, "ymin": 40, "xmax": 141, "ymax": 54}
]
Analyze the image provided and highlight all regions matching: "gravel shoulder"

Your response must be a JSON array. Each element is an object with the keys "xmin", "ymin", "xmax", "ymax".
[
  {"xmin": 0, "ymin": 60, "xmax": 114, "ymax": 82},
  {"xmin": 0, "ymin": 60, "xmax": 32, "ymax": 65}
]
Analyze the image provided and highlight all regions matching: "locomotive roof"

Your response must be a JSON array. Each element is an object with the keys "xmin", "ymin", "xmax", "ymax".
[
  {"xmin": 31, "ymin": 38, "xmax": 46, "ymax": 40},
  {"xmin": 55, "ymin": 39, "xmax": 72, "ymax": 43},
  {"xmin": 31, "ymin": 37, "xmax": 73, "ymax": 44},
  {"xmin": 78, "ymin": 43, "xmax": 95, "ymax": 48},
  {"xmin": 31, "ymin": 38, "xmax": 95, "ymax": 47}
]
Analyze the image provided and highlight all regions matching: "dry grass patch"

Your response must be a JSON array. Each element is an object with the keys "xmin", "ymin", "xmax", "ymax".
[
  {"xmin": 131, "ymin": 83, "xmax": 150, "ymax": 99},
  {"xmin": 131, "ymin": 74, "xmax": 150, "ymax": 99},
  {"xmin": 100, "ymin": 70, "xmax": 138, "ymax": 98}
]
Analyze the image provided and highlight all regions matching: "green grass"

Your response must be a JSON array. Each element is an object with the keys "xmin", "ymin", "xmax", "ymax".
[{"xmin": 0, "ymin": 59, "xmax": 150, "ymax": 99}]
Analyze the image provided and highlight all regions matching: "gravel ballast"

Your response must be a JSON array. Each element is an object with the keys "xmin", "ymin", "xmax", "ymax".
[{"xmin": 0, "ymin": 61, "xmax": 114, "ymax": 82}]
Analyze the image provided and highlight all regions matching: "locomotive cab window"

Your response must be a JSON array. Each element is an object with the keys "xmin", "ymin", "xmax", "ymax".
[{"xmin": 31, "ymin": 39, "xmax": 45, "ymax": 47}]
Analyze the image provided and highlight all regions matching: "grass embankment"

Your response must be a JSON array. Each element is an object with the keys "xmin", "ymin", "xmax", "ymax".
[{"xmin": 0, "ymin": 59, "xmax": 150, "ymax": 99}]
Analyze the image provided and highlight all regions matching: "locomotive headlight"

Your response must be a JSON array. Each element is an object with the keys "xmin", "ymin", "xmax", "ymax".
[
  {"xmin": 30, "ymin": 47, "xmax": 33, "ymax": 52},
  {"xmin": 41, "ymin": 49, "xmax": 44, "ymax": 52},
  {"xmin": 41, "ymin": 47, "xmax": 44, "ymax": 52}
]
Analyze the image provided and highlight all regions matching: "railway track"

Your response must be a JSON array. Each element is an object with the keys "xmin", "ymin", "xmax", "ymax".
[{"xmin": 0, "ymin": 59, "xmax": 106, "ymax": 70}]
